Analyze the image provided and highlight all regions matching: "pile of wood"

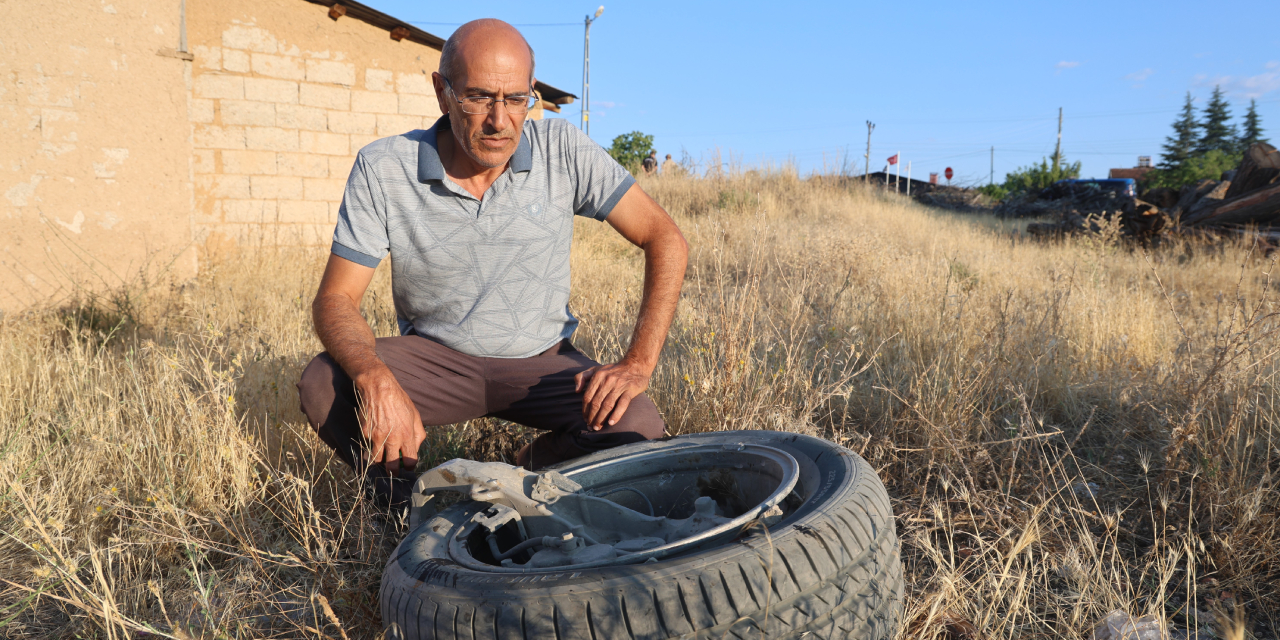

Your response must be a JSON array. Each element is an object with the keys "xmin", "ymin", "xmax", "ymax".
[
  {"xmin": 1177, "ymin": 142, "xmax": 1280, "ymax": 232},
  {"xmin": 1025, "ymin": 142, "xmax": 1280, "ymax": 239}
]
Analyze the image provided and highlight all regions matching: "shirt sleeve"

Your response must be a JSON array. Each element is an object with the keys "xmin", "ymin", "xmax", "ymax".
[
  {"xmin": 331, "ymin": 151, "xmax": 389, "ymax": 268},
  {"xmin": 562, "ymin": 123, "xmax": 637, "ymax": 221}
]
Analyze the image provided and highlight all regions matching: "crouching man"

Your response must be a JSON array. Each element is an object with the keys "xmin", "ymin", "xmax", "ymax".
[{"xmin": 296, "ymin": 19, "xmax": 688, "ymax": 512}]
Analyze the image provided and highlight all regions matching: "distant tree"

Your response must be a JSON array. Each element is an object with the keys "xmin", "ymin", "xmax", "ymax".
[
  {"xmin": 1159, "ymin": 93, "xmax": 1200, "ymax": 171},
  {"xmin": 1141, "ymin": 149, "xmax": 1242, "ymax": 191},
  {"xmin": 1238, "ymin": 98, "xmax": 1269, "ymax": 149},
  {"xmin": 607, "ymin": 131, "xmax": 655, "ymax": 174},
  {"xmin": 1196, "ymin": 86, "xmax": 1238, "ymax": 155},
  {"xmin": 1002, "ymin": 156, "xmax": 1082, "ymax": 195}
]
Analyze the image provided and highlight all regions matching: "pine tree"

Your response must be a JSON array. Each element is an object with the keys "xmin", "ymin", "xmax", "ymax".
[
  {"xmin": 1196, "ymin": 85, "xmax": 1238, "ymax": 155},
  {"xmin": 1238, "ymin": 99, "xmax": 1268, "ymax": 150},
  {"xmin": 1159, "ymin": 92, "xmax": 1200, "ymax": 170}
]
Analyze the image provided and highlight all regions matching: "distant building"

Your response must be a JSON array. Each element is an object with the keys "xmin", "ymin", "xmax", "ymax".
[
  {"xmin": 1109, "ymin": 156, "xmax": 1155, "ymax": 180},
  {"xmin": 2, "ymin": 0, "xmax": 575, "ymax": 311}
]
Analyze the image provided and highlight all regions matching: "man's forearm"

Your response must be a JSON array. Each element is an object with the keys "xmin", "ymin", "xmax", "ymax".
[
  {"xmin": 313, "ymin": 293, "xmax": 386, "ymax": 383},
  {"xmin": 624, "ymin": 229, "xmax": 688, "ymax": 372}
]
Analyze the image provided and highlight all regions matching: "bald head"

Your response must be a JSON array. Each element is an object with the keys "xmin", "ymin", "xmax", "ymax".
[{"xmin": 439, "ymin": 19, "xmax": 535, "ymax": 85}]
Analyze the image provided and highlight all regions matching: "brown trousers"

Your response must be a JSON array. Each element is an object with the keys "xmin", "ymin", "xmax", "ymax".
[{"xmin": 296, "ymin": 335, "xmax": 666, "ymax": 476}]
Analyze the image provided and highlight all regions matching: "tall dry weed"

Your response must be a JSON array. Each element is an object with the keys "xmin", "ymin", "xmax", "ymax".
[{"xmin": 1, "ymin": 168, "xmax": 1277, "ymax": 638}]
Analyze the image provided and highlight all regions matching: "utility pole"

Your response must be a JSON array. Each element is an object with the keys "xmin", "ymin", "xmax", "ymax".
[
  {"xmin": 863, "ymin": 121, "xmax": 875, "ymax": 184},
  {"xmin": 990, "ymin": 146, "xmax": 994, "ymax": 186},
  {"xmin": 1053, "ymin": 107, "xmax": 1062, "ymax": 175},
  {"xmin": 906, "ymin": 161, "xmax": 912, "ymax": 197},
  {"xmin": 581, "ymin": 6, "xmax": 604, "ymax": 136}
]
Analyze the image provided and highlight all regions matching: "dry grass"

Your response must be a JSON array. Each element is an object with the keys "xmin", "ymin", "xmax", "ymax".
[{"xmin": 2, "ymin": 168, "xmax": 1277, "ymax": 639}]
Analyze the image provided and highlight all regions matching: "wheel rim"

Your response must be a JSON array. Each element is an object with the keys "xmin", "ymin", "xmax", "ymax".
[{"xmin": 445, "ymin": 442, "xmax": 801, "ymax": 573}]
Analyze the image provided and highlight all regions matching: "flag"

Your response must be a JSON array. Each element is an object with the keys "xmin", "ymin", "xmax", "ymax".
[{"xmin": 887, "ymin": 154, "xmax": 899, "ymax": 165}]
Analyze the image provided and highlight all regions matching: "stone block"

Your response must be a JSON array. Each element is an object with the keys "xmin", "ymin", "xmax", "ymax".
[
  {"xmin": 194, "ymin": 74, "xmax": 243, "ymax": 100},
  {"xmin": 190, "ymin": 98, "xmax": 215, "ymax": 123},
  {"xmin": 304, "ymin": 178, "xmax": 347, "ymax": 202},
  {"xmin": 299, "ymin": 83, "xmax": 349, "ymax": 110},
  {"xmin": 197, "ymin": 174, "xmax": 251, "ymax": 199},
  {"xmin": 223, "ymin": 49, "xmax": 250, "ymax": 73},
  {"xmin": 351, "ymin": 90, "xmax": 399, "ymax": 114},
  {"xmin": 222, "ymin": 199, "xmax": 277, "ymax": 223},
  {"xmin": 327, "ymin": 111, "xmax": 375, "ymax": 135},
  {"xmin": 377, "ymin": 114, "xmax": 423, "ymax": 137},
  {"xmin": 244, "ymin": 78, "xmax": 298, "ymax": 104},
  {"xmin": 396, "ymin": 72, "xmax": 432, "ymax": 95},
  {"xmin": 222, "ymin": 25, "xmax": 278, "ymax": 53},
  {"xmin": 252, "ymin": 53, "xmax": 305, "ymax": 80},
  {"xmin": 350, "ymin": 134, "xmax": 380, "ymax": 155},
  {"xmin": 193, "ymin": 149, "xmax": 216, "ymax": 174},
  {"xmin": 278, "ymin": 199, "xmax": 329, "ymax": 223},
  {"xmin": 193, "ymin": 125, "xmax": 245, "ymax": 150},
  {"xmin": 365, "ymin": 68, "xmax": 394, "ymax": 92},
  {"xmin": 275, "ymin": 104, "xmax": 327, "ymax": 131},
  {"xmin": 298, "ymin": 223, "xmax": 331, "ymax": 245},
  {"xmin": 306, "ymin": 60, "xmax": 356, "ymax": 86},
  {"xmin": 251, "ymin": 176, "xmax": 304, "ymax": 199},
  {"xmin": 277, "ymin": 153, "xmax": 329, "ymax": 178},
  {"xmin": 245, "ymin": 127, "xmax": 299, "ymax": 152},
  {"xmin": 220, "ymin": 100, "xmax": 276, "ymax": 127},
  {"xmin": 329, "ymin": 155, "xmax": 356, "ymax": 179},
  {"xmin": 300, "ymin": 131, "xmax": 349, "ymax": 155},
  {"xmin": 221, "ymin": 149, "xmax": 277, "ymax": 175},
  {"xmin": 398, "ymin": 93, "xmax": 439, "ymax": 117},
  {"xmin": 193, "ymin": 45, "xmax": 220, "ymax": 70}
]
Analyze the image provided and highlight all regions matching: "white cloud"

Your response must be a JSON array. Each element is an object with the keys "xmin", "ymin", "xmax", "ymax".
[
  {"xmin": 1195, "ymin": 61, "xmax": 1280, "ymax": 99},
  {"xmin": 594, "ymin": 101, "xmax": 618, "ymax": 109},
  {"xmin": 1125, "ymin": 68, "xmax": 1154, "ymax": 84},
  {"xmin": 1055, "ymin": 61, "xmax": 1080, "ymax": 72}
]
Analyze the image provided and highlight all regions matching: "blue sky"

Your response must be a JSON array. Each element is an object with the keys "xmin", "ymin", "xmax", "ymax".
[{"xmin": 369, "ymin": 0, "xmax": 1280, "ymax": 185}]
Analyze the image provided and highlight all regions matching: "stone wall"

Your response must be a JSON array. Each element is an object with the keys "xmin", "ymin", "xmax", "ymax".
[
  {"xmin": 0, "ymin": 0, "xmax": 196, "ymax": 313},
  {"xmin": 1, "ymin": 0, "xmax": 554, "ymax": 312},
  {"xmin": 186, "ymin": 0, "xmax": 445, "ymax": 251}
]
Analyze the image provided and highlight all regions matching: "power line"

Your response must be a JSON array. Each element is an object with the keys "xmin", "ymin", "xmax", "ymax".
[{"xmin": 407, "ymin": 21, "xmax": 579, "ymax": 27}]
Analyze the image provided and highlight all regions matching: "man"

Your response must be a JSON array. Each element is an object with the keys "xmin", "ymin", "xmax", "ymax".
[
  {"xmin": 642, "ymin": 150, "xmax": 658, "ymax": 175},
  {"xmin": 662, "ymin": 153, "xmax": 680, "ymax": 176},
  {"xmin": 296, "ymin": 19, "xmax": 688, "ymax": 511}
]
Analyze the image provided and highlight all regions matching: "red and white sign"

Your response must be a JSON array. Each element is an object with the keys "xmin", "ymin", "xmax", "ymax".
[
  {"xmin": 944, "ymin": 167, "xmax": 954, "ymax": 181},
  {"xmin": 887, "ymin": 154, "xmax": 899, "ymax": 166},
  {"xmin": 929, "ymin": 173, "xmax": 938, "ymax": 185}
]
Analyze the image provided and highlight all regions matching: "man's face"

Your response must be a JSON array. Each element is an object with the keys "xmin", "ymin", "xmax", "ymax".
[{"xmin": 433, "ymin": 50, "xmax": 532, "ymax": 169}]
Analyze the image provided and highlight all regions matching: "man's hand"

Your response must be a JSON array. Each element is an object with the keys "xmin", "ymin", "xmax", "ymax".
[
  {"xmin": 354, "ymin": 366, "xmax": 425, "ymax": 475},
  {"xmin": 575, "ymin": 361, "xmax": 652, "ymax": 430}
]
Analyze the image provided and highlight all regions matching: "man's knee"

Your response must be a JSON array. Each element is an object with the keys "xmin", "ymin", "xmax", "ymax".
[
  {"xmin": 297, "ymin": 352, "xmax": 343, "ymax": 427},
  {"xmin": 617, "ymin": 393, "xmax": 665, "ymax": 441}
]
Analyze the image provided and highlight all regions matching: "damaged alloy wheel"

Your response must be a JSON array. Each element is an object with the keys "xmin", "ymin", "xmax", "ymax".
[{"xmin": 381, "ymin": 430, "xmax": 901, "ymax": 639}]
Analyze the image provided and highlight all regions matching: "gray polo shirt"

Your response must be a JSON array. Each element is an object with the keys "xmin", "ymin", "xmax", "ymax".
[{"xmin": 332, "ymin": 116, "xmax": 635, "ymax": 358}]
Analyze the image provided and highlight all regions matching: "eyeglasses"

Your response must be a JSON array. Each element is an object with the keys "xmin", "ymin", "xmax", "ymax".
[{"xmin": 443, "ymin": 78, "xmax": 536, "ymax": 115}]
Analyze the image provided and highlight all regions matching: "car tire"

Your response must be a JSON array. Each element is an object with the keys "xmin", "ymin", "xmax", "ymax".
[{"xmin": 381, "ymin": 430, "xmax": 901, "ymax": 640}]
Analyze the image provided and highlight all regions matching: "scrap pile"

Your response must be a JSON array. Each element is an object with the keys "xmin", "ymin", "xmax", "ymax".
[
  {"xmin": 1023, "ymin": 143, "xmax": 1280, "ymax": 239},
  {"xmin": 1176, "ymin": 142, "xmax": 1280, "ymax": 232}
]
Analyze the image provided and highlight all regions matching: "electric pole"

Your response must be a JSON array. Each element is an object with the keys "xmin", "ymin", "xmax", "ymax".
[
  {"xmin": 864, "ymin": 121, "xmax": 875, "ymax": 184},
  {"xmin": 990, "ymin": 146, "xmax": 994, "ymax": 186},
  {"xmin": 1053, "ymin": 107, "xmax": 1062, "ymax": 175},
  {"xmin": 581, "ymin": 6, "xmax": 604, "ymax": 136}
]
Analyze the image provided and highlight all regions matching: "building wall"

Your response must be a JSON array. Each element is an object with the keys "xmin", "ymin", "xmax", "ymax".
[
  {"xmin": 0, "ymin": 0, "xmax": 550, "ymax": 312},
  {"xmin": 0, "ymin": 0, "xmax": 196, "ymax": 313},
  {"xmin": 186, "ymin": 0, "xmax": 445, "ymax": 250}
]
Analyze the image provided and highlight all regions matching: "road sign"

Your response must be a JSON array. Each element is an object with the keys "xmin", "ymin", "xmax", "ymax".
[
  {"xmin": 944, "ymin": 167, "xmax": 953, "ymax": 181},
  {"xmin": 929, "ymin": 172, "xmax": 938, "ymax": 185}
]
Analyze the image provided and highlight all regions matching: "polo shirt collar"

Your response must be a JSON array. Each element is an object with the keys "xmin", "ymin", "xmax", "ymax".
[{"xmin": 418, "ymin": 115, "xmax": 532, "ymax": 183}]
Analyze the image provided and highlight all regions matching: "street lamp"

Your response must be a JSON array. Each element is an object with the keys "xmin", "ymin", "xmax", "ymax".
[{"xmin": 581, "ymin": 5, "xmax": 603, "ymax": 136}]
